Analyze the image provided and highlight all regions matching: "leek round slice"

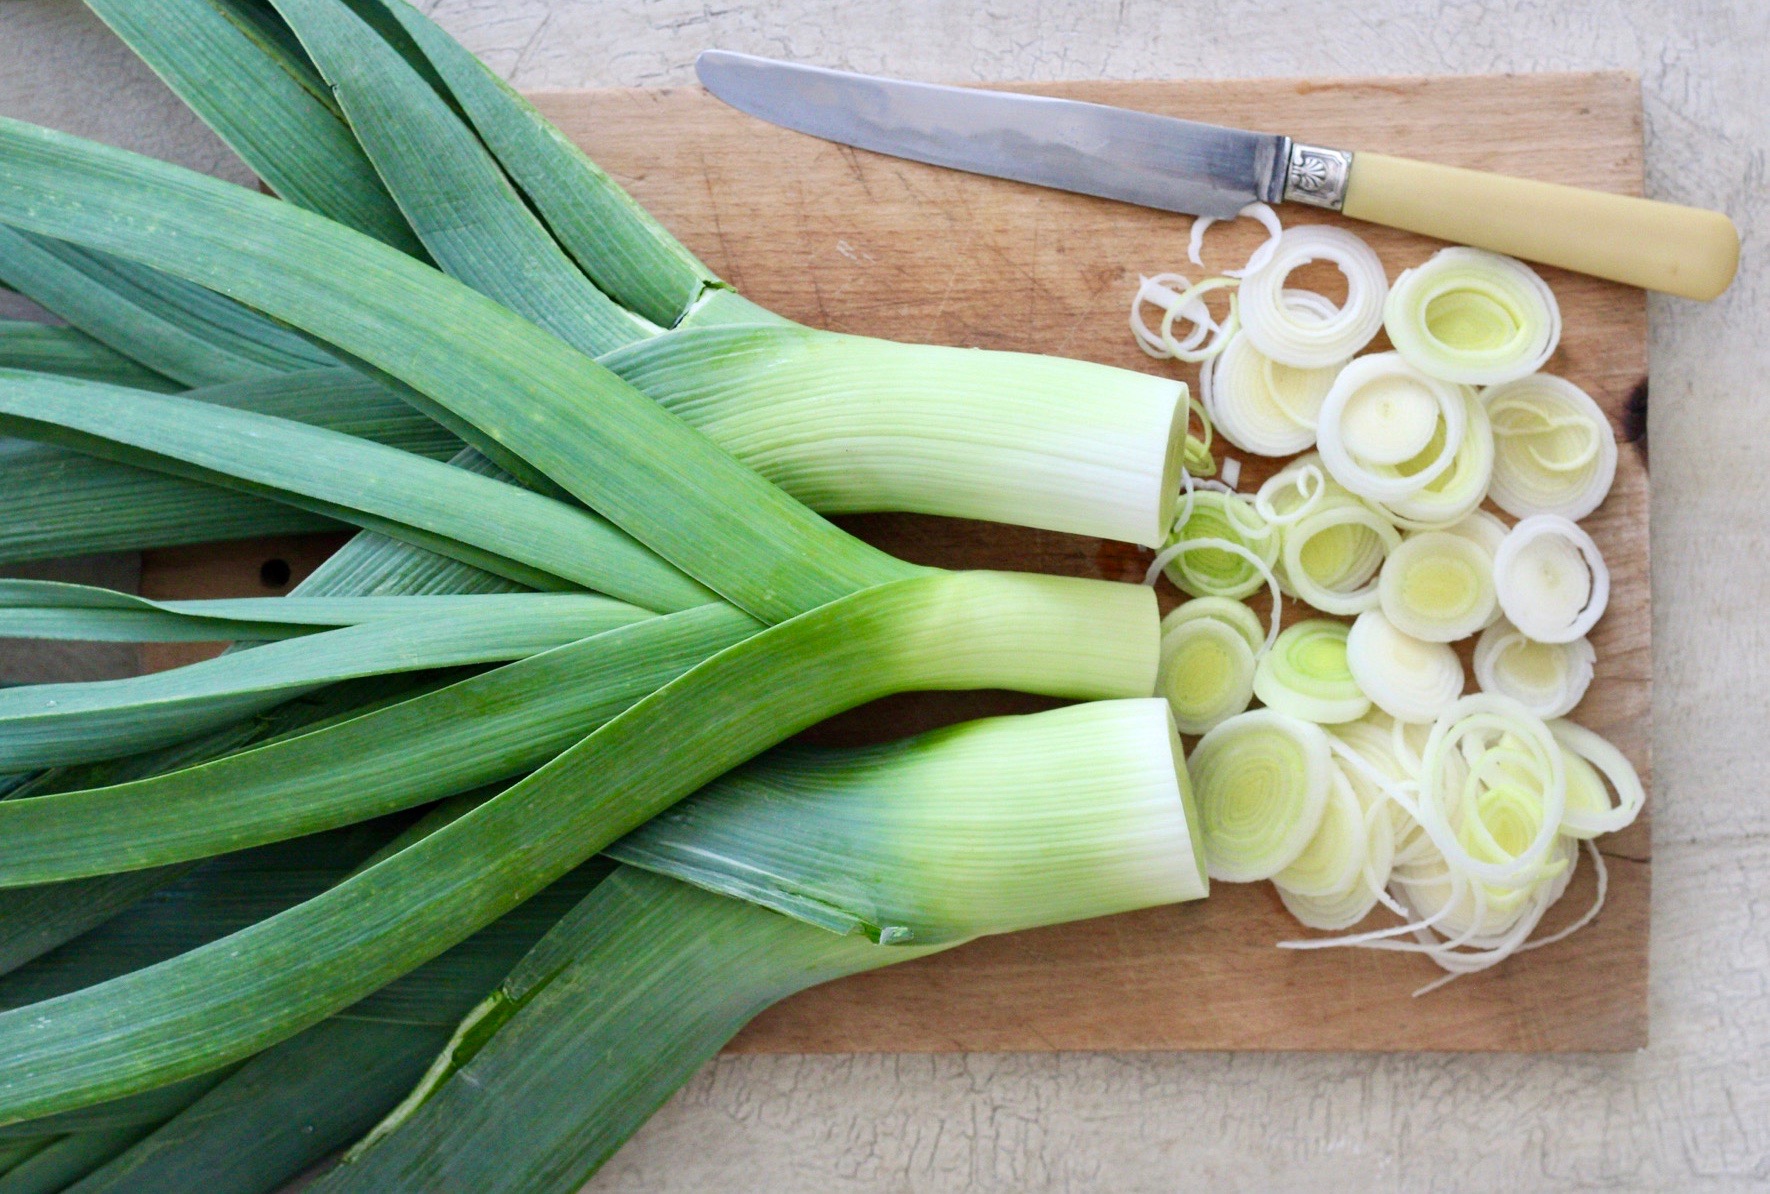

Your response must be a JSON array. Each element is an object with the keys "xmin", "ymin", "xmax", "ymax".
[
  {"xmin": 1189, "ymin": 709, "xmax": 1334, "ymax": 882},
  {"xmin": 1203, "ymin": 320, "xmax": 1343, "ymax": 456},
  {"xmin": 1316, "ymin": 353, "xmax": 1467, "ymax": 502},
  {"xmin": 1492, "ymin": 515, "xmax": 1609, "ymax": 644},
  {"xmin": 1273, "ymin": 767, "xmax": 1367, "ymax": 897},
  {"xmin": 1472, "ymin": 620, "xmax": 1594, "ymax": 718},
  {"xmin": 1483, "ymin": 373, "xmax": 1617, "ymax": 521},
  {"xmin": 1346, "ymin": 608, "xmax": 1465, "ymax": 724},
  {"xmin": 1281, "ymin": 500, "xmax": 1401, "ymax": 615},
  {"xmin": 1440, "ymin": 509, "xmax": 1510, "ymax": 627},
  {"xmin": 1376, "ymin": 388, "xmax": 1495, "ymax": 529},
  {"xmin": 1550, "ymin": 718, "xmax": 1645, "ymax": 838},
  {"xmin": 1160, "ymin": 276, "xmax": 1241, "ymax": 363},
  {"xmin": 1153, "ymin": 491, "xmax": 1278, "ymax": 600},
  {"xmin": 1331, "ymin": 712, "xmax": 1433, "ymax": 866},
  {"xmin": 1157, "ymin": 614, "xmax": 1257, "ymax": 735},
  {"xmin": 1378, "ymin": 530, "xmax": 1497, "ymax": 642},
  {"xmin": 1161, "ymin": 595, "xmax": 1265, "ymax": 655},
  {"xmin": 1384, "ymin": 248, "xmax": 1561, "ymax": 385},
  {"xmin": 1416, "ymin": 693, "xmax": 1566, "ymax": 888},
  {"xmin": 1254, "ymin": 619, "xmax": 1370, "ymax": 724},
  {"xmin": 1237, "ymin": 226, "xmax": 1388, "ymax": 368},
  {"xmin": 1277, "ymin": 784, "xmax": 1395, "ymax": 930}
]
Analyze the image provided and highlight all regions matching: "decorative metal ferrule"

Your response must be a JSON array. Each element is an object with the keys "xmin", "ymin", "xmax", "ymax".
[{"xmin": 1284, "ymin": 143, "xmax": 1354, "ymax": 211}]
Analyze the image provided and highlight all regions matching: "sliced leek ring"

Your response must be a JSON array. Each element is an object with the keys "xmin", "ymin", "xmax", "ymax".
[
  {"xmin": 1189, "ymin": 708, "xmax": 1334, "ymax": 882},
  {"xmin": 1492, "ymin": 515, "xmax": 1609, "ymax": 644},
  {"xmin": 1375, "ymin": 388, "xmax": 1495, "ymax": 530},
  {"xmin": 1378, "ymin": 530, "xmax": 1497, "ymax": 642},
  {"xmin": 1550, "ymin": 718, "xmax": 1646, "ymax": 839},
  {"xmin": 1238, "ymin": 226, "xmax": 1388, "ymax": 368},
  {"xmin": 1316, "ymin": 353, "xmax": 1467, "ymax": 502},
  {"xmin": 1274, "ymin": 767, "xmax": 1367, "ymax": 897},
  {"xmin": 1384, "ymin": 248, "xmax": 1561, "ymax": 386},
  {"xmin": 1281, "ymin": 499, "xmax": 1401, "ymax": 616},
  {"xmin": 1483, "ymin": 373, "xmax": 1617, "ymax": 521},
  {"xmin": 1276, "ymin": 780, "xmax": 1395, "ymax": 929},
  {"xmin": 1157, "ymin": 612, "xmax": 1257, "ymax": 735},
  {"xmin": 1160, "ymin": 595, "xmax": 1265, "ymax": 656},
  {"xmin": 1203, "ymin": 315, "xmax": 1344, "ymax": 456},
  {"xmin": 1346, "ymin": 607, "xmax": 1465, "ymax": 724},
  {"xmin": 1153, "ymin": 491, "xmax": 1278, "ymax": 600},
  {"xmin": 1253, "ymin": 618, "xmax": 1371, "ymax": 725},
  {"xmin": 1416, "ymin": 693, "xmax": 1566, "ymax": 888},
  {"xmin": 1472, "ymin": 620, "xmax": 1594, "ymax": 718}
]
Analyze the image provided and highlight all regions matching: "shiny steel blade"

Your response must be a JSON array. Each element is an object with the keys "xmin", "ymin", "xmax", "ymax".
[{"xmin": 696, "ymin": 51, "xmax": 1289, "ymax": 220}]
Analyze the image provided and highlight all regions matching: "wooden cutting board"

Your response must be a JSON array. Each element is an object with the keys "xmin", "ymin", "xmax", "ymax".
[{"xmin": 142, "ymin": 71, "xmax": 1651, "ymax": 1051}]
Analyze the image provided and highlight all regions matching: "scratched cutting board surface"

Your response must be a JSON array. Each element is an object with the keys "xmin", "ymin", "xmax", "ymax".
[{"xmin": 141, "ymin": 71, "xmax": 1651, "ymax": 1052}]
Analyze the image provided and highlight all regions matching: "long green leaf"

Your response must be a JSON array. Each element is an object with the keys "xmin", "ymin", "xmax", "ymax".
[
  {"xmin": 0, "ymin": 571, "xmax": 1153, "ymax": 1121},
  {"xmin": 0, "ymin": 822, "xmax": 398, "ymax": 1010},
  {"xmin": 0, "ymin": 369, "xmax": 712, "ymax": 608},
  {"xmin": 0, "ymin": 366, "xmax": 462, "ymax": 566},
  {"xmin": 0, "ymin": 674, "xmax": 444, "ymax": 978},
  {"xmin": 0, "ymin": 581, "xmax": 637, "ymax": 644},
  {"xmin": 0, "ymin": 1125, "xmax": 154, "ymax": 1194},
  {"xmin": 81, "ymin": 0, "xmax": 422, "ymax": 253},
  {"xmin": 0, "ymin": 117, "xmax": 914, "ymax": 622},
  {"xmin": 0, "ymin": 605, "xmax": 757, "ymax": 884},
  {"xmin": 272, "ymin": 0, "xmax": 653, "ymax": 356},
  {"xmin": 0, "ymin": 595, "xmax": 648, "ymax": 769},
  {"xmin": 321, "ymin": 867, "xmax": 924, "ymax": 1193},
  {"xmin": 70, "ymin": 858, "xmax": 614, "ymax": 1194},
  {"xmin": 0, "ymin": 228, "xmax": 333, "ymax": 386},
  {"xmin": 359, "ymin": 0, "xmax": 718, "ymax": 327},
  {"xmin": 0, "ymin": 440, "xmax": 340, "ymax": 565},
  {"xmin": 0, "ymin": 1075, "xmax": 228, "ymax": 1144},
  {"xmin": 292, "ymin": 526, "xmax": 520, "ymax": 597},
  {"xmin": 0, "ymin": 321, "xmax": 177, "ymax": 391}
]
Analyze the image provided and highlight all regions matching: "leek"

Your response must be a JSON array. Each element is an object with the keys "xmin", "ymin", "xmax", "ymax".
[
  {"xmin": 314, "ymin": 699, "xmax": 1202, "ymax": 1192},
  {"xmin": 1378, "ymin": 530, "xmax": 1499, "ymax": 642},
  {"xmin": 0, "ymin": 320, "xmax": 176, "ymax": 391},
  {"xmin": 0, "ymin": 572, "xmax": 1154, "ymax": 1121}
]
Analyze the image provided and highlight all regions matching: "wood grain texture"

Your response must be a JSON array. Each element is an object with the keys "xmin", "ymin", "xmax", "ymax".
[{"xmin": 140, "ymin": 72, "xmax": 1650, "ymax": 1052}]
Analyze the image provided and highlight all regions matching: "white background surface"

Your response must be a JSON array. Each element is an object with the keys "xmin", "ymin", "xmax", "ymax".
[{"xmin": 1, "ymin": 1, "xmax": 1766, "ymax": 1190}]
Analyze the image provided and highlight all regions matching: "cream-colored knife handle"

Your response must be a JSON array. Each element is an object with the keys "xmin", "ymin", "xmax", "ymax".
[{"xmin": 1292, "ymin": 146, "xmax": 1739, "ymax": 301}]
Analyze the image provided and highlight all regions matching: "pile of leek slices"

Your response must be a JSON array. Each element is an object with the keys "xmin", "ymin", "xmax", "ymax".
[{"xmin": 1134, "ymin": 210, "xmax": 1640, "ymax": 990}]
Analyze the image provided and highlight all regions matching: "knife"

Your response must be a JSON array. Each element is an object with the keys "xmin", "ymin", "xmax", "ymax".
[{"xmin": 696, "ymin": 51, "xmax": 1737, "ymax": 301}]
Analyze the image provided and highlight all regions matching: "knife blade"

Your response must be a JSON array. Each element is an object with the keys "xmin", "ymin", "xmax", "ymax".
[{"xmin": 694, "ymin": 50, "xmax": 1738, "ymax": 300}]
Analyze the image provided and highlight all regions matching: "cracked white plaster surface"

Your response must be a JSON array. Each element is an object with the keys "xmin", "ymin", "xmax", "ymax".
[{"xmin": 2, "ymin": 1, "xmax": 1767, "ymax": 1189}]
